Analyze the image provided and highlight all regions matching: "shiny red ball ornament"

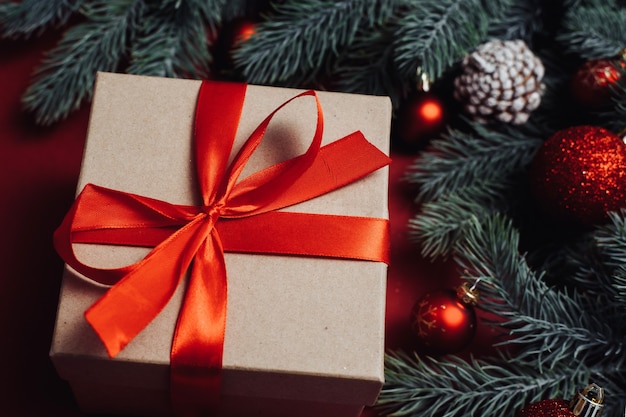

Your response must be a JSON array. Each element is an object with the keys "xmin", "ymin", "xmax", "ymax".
[
  {"xmin": 395, "ymin": 92, "xmax": 446, "ymax": 147},
  {"xmin": 229, "ymin": 19, "xmax": 257, "ymax": 46},
  {"xmin": 571, "ymin": 58, "xmax": 624, "ymax": 109},
  {"xmin": 530, "ymin": 125, "xmax": 626, "ymax": 226},
  {"xmin": 410, "ymin": 282, "xmax": 479, "ymax": 354},
  {"xmin": 215, "ymin": 18, "xmax": 257, "ymax": 69}
]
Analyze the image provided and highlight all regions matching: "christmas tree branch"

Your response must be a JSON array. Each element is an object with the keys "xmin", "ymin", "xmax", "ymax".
[
  {"xmin": 379, "ymin": 351, "xmax": 588, "ymax": 417},
  {"xmin": 595, "ymin": 210, "xmax": 626, "ymax": 306},
  {"xmin": 21, "ymin": 0, "xmax": 145, "ymax": 125},
  {"xmin": 127, "ymin": 0, "xmax": 217, "ymax": 79},
  {"xmin": 408, "ymin": 184, "xmax": 509, "ymax": 259},
  {"xmin": 454, "ymin": 215, "xmax": 622, "ymax": 371},
  {"xmin": 0, "ymin": 0, "xmax": 83, "ymax": 39},
  {"xmin": 487, "ymin": 0, "xmax": 547, "ymax": 43},
  {"xmin": 331, "ymin": 20, "xmax": 402, "ymax": 101},
  {"xmin": 392, "ymin": 0, "xmax": 507, "ymax": 81},
  {"xmin": 405, "ymin": 122, "xmax": 542, "ymax": 203},
  {"xmin": 556, "ymin": 1, "xmax": 626, "ymax": 59},
  {"xmin": 233, "ymin": 0, "xmax": 397, "ymax": 86}
]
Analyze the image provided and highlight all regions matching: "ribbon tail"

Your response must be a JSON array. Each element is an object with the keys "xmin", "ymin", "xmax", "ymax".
[
  {"xmin": 85, "ymin": 216, "xmax": 210, "ymax": 357},
  {"xmin": 170, "ymin": 230, "xmax": 227, "ymax": 416}
]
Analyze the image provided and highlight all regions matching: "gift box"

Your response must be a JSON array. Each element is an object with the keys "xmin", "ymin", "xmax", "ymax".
[{"xmin": 50, "ymin": 72, "xmax": 391, "ymax": 417}]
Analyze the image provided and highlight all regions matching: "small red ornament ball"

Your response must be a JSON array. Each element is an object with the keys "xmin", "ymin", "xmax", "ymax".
[
  {"xmin": 216, "ymin": 18, "xmax": 257, "ymax": 68},
  {"xmin": 530, "ymin": 125, "xmax": 626, "ymax": 226},
  {"xmin": 410, "ymin": 284, "xmax": 477, "ymax": 354},
  {"xmin": 571, "ymin": 59, "xmax": 623, "ymax": 109},
  {"xmin": 395, "ymin": 92, "xmax": 446, "ymax": 147},
  {"xmin": 516, "ymin": 399, "xmax": 573, "ymax": 417}
]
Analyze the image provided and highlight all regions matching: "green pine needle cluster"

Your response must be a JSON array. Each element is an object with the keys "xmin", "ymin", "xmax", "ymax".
[
  {"xmin": 1, "ymin": 1, "xmax": 626, "ymax": 416},
  {"xmin": 0, "ymin": 0, "xmax": 83, "ymax": 39},
  {"xmin": 0, "ymin": 0, "xmax": 250, "ymax": 125},
  {"xmin": 380, "ymin": 352, "xmax": 588, "ymax": 417},
  {"xmin": 234, "ymin": 0, "xmax": 398, "ymax": 86}
]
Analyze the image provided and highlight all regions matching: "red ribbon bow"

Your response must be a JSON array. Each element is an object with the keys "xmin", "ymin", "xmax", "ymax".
[{"xmin": 54, "ymin": 81, "xmax": 390, "ymax": 416}]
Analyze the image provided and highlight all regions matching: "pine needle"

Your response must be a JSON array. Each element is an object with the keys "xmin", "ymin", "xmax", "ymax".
[
  {"xmin": 233, "ymin": 0, "xmax": 397, "ymax": 86},
  {"xmin": 127, "ymin": 0, "xmax": 214, "ymax": 79},
  {"xmin": 392, "ymin": 0, "xmax": 499, "ymax": 81},
  {"xmin": 21, "ymin": 0, "xmax": 145, "ymax": 125},
  {"xmin": 379, "ymin": 351, "xmax": 588, "ymax": 417},
  {"xmin": 556, "ymin": 2, "xmax": 626, "ymax": 59},
  {"xmin": 0, "ymin": 0, "xmax": 83, "ymax": 39}
]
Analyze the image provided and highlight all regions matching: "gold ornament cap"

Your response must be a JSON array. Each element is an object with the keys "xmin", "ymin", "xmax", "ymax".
[
  {"xmin": 570, "ymin": 383, "xmax": 605, "ymax": 417},
  {"xmin": 456, "ymin": 282, "xmax": 480, "ymax": 306}
]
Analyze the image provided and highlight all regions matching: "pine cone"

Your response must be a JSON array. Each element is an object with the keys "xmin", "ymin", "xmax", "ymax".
[{"xmin": 453, "ymin": 39, "xmax": 545, "ymax": 124}]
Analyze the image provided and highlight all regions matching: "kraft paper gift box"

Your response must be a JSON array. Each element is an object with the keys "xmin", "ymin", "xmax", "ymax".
[{"xmin": 50, "ymin": 71, "xmax": 391, "ymax": 417}]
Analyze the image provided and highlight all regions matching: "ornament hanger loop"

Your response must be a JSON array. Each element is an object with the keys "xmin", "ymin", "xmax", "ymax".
[
  {"xmin": 457, "ymin": 281, "xmax": 480, "ymax": 306},
  {"xmin": 416, "ymin": 67, "xmax": 431, "ymax": 92},
  {"xmin": 570, "ymin": 383, "xmax": 605, "ymax": 417}
]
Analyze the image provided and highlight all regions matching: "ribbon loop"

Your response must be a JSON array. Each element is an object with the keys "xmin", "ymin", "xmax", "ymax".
[{"xmin": 54, "ymin": 81, "xmax": 391, "ymax": 417}]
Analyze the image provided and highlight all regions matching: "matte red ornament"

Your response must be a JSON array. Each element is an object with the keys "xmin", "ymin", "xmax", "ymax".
[
  {"xmin": 530, "ymin": 125, "xmax": 626, "ymax": 226},
  {"xmin": 571, "ymin": 58, "xmax": 623, "ymax": 109},
  {"xmin": 410, "ymin": 282, "xmax": 478, "ymax": 354},
  {"xmin": 395, "ymin": 92, "xmax": 446, "ymax": 147}
]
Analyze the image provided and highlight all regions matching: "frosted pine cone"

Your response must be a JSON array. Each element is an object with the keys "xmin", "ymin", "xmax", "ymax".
[{"xmin": 453, "ymin": 39, "xmax": 545, "ymax": 124}]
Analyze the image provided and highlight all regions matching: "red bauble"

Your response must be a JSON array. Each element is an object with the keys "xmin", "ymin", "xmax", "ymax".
[
  {"xmin": 516, "ymin": 384, "xmax": 605, "ymax": 417},
  {"xmin": 215, "ymin": 18, "xmax": 257, "ymax": 69},
  {"xmin": 229, "ymin": 19, "xmax": 257, "ymax": 46},
  {"xmin": 395, "ymin": 92, "xmax": 446, "ymax": 147},
  {"xmin": 530, "ymin": 125, "xmax": 626, "ymax": 226},
  {"xmin": 410, "ymin": 283, "xmax": 478, "ymax": 354},
  {"xmin": 571, "ymin": 58, "xmax": 623, "ymax": 109},
  {"xmin": 515, "ymin": 399, "xmax": 573, "ymax": 417}
]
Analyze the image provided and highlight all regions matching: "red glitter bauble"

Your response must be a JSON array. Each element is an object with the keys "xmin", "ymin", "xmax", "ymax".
[
  {"xmin": 530, "ymin": 125, "xmax": 626, "ymax": 226},
  {"xmin": 410, "ymin": 284, "xmax": 478, "ymax": 354},
  {"xmin": 395, "ymin": 92, "xmax": 446, "ymax": 147},
  {"xmin": 571, "ymin": 59, "xmax": 623, "ymax": 109},
  {"xmin": 515, "ymin": 399, "xmax": 573, "ymax": 417}
]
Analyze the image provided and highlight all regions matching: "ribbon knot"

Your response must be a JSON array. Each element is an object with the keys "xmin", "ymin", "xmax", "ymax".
[
  {"xmin": 202, "ymin": 204, "xmax": 224, "ymax": 223},
  {"xmin": 54, "ymin": 81, "xmax": 391, "ymax": 417}
]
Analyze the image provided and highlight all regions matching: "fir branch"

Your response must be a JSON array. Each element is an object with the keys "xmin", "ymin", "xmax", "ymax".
[
  {"xmin": 378, "ymin": 351, "xmax": 588, "ymax": 417},
  {"xmin": 0, "ymin": 0, "xmax": 83, "ymax": 39},
  {"xmin": 408, "ymin": 184, "xmax": 508, "ymax": 259},
  {"xmin": 233, "ymin": 0, "xmax": 397, "ymax": 86},
  {"xmin": 392, "ymin": 0, "xmax": 507, "ymax": 82},
  {"xmin": 487, "ymin": 0, "xmax": 546, "ymax": 44},
  {"xmin": 127, "ymin": 0, "xmax": 215, "ymax": 79},
  {"xmin": 332, "ymin": 23, "xmax": 401, "ymax": 101},
  {"xmin": 595, "ymin": 210, "xmax": 626, "ymax": 306},
  {"xmin": 556, "ymin": 3, "xmax": 626, "ymax": 59},
  {"xmin": 21, "ymin": 0, "xmax": 145, "ymax": 125},
  {"xmin": 454, "ymin": 215, "xmax": 622, "ymax": 371},
  {"xmin": 405, "ymin": 122, "xmax": 542, "ymax": 203},
  {"xmin": 532, "ymin": 236, "xmax": 616, "ymax": 300}
]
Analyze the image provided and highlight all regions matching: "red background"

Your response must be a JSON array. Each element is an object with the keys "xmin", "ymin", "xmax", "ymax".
[{"xmin": 0, "ymin": 33, "xmax": 495, "ymax": 416}]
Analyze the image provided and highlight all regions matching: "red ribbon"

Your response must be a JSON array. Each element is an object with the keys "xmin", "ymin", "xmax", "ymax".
[{"xmin": 54, "ymin": 81, "xmax": 390, "ymax": 416}]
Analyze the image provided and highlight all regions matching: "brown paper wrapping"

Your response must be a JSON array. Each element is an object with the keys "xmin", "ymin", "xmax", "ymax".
[{"xmin": 50, "ymin": 72, "xmax": 391, "ymax": 417}]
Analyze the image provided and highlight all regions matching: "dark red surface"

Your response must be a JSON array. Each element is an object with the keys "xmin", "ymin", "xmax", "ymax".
[{"xmin": 0, "ymin": 34, "xmax": 494, "ymax": 417}]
